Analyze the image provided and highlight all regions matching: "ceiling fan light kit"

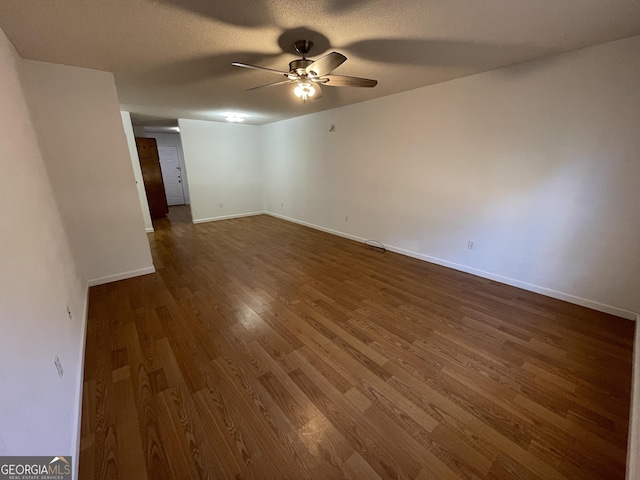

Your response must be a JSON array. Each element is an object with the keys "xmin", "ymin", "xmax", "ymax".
[
  {"xmin": 293, "ymin": 82, "xmax": 316, "ymax": 101},
  {"xmin": 232, "ymin": 39, "xmax": 377, "ymax": 102}
]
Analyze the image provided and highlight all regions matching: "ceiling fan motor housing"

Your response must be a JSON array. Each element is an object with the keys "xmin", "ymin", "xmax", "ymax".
[
  {"xmin": 293, "ymin": 39, "xmax": 313, "ymax": 57},
  {"xmin": 289, "ymin": 58, "xmax": 314, "ymax": 77}
]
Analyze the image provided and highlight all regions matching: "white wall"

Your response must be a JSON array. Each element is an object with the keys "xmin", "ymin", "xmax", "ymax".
[
  {"xmin": 262, "ymin": 36, "xmax": 640, "ymax": 317},
  {"xmin": 141, "ymin": 132, "xmax": 191, "ymax": 205},
  {"xmin": 179, "ymin": 118, "xmax": 262, "ymax": 223},
  {"xmin": 0, "ymin": 26, "xmax": 87, "ymax": 466},
  {"xmin": 121, "ymin": 112, "xmax": 154, "ymax": 232},
  {"xmin": 20, "ymin": 60, "xmax": 155, "ymax": 286}
]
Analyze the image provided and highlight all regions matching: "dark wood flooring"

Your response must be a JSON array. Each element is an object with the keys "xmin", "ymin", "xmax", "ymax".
[{"xmin": 79, "ymin": 205, "xmax": 635, "ymax": 479}]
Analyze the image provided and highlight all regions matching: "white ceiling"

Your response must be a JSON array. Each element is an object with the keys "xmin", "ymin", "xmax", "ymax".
[{"xmin": 1, "ymin": 0, "xmax": 640, "ymax": 126}]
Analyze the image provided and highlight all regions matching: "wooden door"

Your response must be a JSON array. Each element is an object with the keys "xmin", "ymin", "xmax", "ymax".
[
  {"xmin": 157, "ymin": 145, "xmax": 185, "ymax": 206},
  {"xmin": 135, "ymin": 137, "xmax": 169, "ymax": 218}
]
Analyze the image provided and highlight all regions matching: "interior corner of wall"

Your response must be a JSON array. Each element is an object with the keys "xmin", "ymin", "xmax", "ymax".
[{"xmin": 626, "ymin": 312, "xmax": 640, "ymax": 479}]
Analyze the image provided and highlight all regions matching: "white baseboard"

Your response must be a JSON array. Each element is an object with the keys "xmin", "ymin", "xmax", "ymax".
[
  {"xmin": 192, "ymin": 211, "xmax": 264, "ymax": 224},
  {"xmin": 387, "ymin": 245, "xmax": 637, "ymax": 320},
  {"xmin": 145, "ymin": 227, "xmax": 154, "ymax": 233},
  {"xmin": 87, "ymin": 266, "xmax": 155, "ymax": 287},
  {"xmin": 264, "ymin": 212, "xmax": 638, "ymax": 321},
  {"xmin": 266, "ymin": 211, "xmax": 367, "ymax": 243},
  {"xmin": 71, "ymin": 286, "xmax": 90, "ymax": 480},
  {"xmin": 628, "ymin": 315, "xmax": 640, "ymax": 479}
]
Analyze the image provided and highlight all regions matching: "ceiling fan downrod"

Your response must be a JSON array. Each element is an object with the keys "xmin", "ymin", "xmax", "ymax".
[{"xmin": 293, "ymin": 39, "xmax": 313, "ymax": 59}]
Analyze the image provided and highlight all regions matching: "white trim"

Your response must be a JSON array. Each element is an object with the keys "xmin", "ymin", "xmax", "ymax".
[
  {"xmin": 266, "ymin": 211, "xmax": 367, "ymax": 243},
  {"xmin": 145, "ymin": 227, "xmax": 154, "ymax": 233},
  {"xmin": 628, "ymin": 314, "xmax": 640, "ymax": 480},
  {"xmin": 192, "ymin": 211, "xmax": 264, "ymax": 224},
  {"xmin": 386, "ymin": 245, "xmax": 637, "ymax": 320},
  {"xmin": 71, "ymin": 286, "xmax": 89, "ymax": 480},
  {"xmin": 87, "ymin": 266, "xmax": 155, "ymax": 287},
  {"xmin": 265, "ymin": 212, "xmax": 638, "ymax": 320}
]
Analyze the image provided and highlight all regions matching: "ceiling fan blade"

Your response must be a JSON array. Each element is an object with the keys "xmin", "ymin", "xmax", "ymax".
[
  {"xmin": 306, "ymin": 52, "xmax": 347, "ymax": 77},
  {"xmin": 232, "ymin": 62, "xmax": 288, "ymax": 76},
  {"xmin": 246, "ymin": 79, "xmax": 295, "ymax": 91},
  {"xmin": 321, "ymin": 74, "xmax": 377, "ymax": 87}
]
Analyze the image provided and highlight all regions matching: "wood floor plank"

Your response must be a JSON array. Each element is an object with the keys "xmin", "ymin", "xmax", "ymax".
[
  {"xmin": 192, "ymin": 388, "xmax": 247, "ymax": 478},
  {"xmin": 121, "ymin": 321, "xmax": 175, "ymax": 479},
  {"xmin": 209, "ymin": 359, "xmax": 310, "ymax": 479},
  {"xmin": 79, "ymin": 206, "xmax": 634, "ymax": 480},
  {"xmin": 288, "ymin": 367, "xmax": 421, "ymax": 480},
  {"xmin": 339, "ymin": 452, "xmax": 384, "ymax": 480},
  {"xmin": 112, "ymin": 373, "xmax": 148, "ymax": 480},
  {"xmin": 154, "ymin": 387, "xmax": 204, "ymax": 479}
]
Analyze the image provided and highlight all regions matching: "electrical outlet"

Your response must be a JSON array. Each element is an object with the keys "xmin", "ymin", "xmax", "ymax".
[
  {"xmin": 468, "ymin": 240, "xmax": 475, "ymax": 250},
  {"xmin": 345, "ymin": 216, "xmax": 349, "ymax": 223},
  {"xmin": 281, "ymin": 202, "xmax": 284, "ymax": 208},
  {"xmin": 54, "ymin": 355, "xmax": 64, "ymax": 379},
  {"xmin": 67, "ymin": 305, "xmax": 72, "ymax": 321},
  {"xmin": 219, "ymin": 203, "xmax": 223, "ymax": 208}
]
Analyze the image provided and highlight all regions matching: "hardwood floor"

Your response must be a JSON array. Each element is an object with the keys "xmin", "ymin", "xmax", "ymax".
[{"xmin": 79, "ymin": 206, "xmax": 635, "ymax": 479}]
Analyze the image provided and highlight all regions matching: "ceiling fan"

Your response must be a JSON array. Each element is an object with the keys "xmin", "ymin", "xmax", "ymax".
[{"xmin": 232, "ymin": 40, "xmax": 377, "ymax": 101}]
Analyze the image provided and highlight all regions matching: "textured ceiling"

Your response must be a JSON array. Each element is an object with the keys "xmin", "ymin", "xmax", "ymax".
[{"xmin": 1, "ymin": 0, "xmax": 640, "ymax": 125}]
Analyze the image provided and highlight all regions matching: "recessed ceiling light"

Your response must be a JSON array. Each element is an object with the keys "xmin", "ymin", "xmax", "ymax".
[{"xmin": 225, "ymin": 114, "xmax": 245, "ymax": 123}]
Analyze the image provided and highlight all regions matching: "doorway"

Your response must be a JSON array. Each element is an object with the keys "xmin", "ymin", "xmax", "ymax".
[
  {"xmin": 133, "ymin": 125, "xmax": 192, "ymax": 227},
  {"xmin": 157, "ymin": 145, "xmax": 186, "ymax": 206},
  {"xmin": 135, "ymin": 136, "xmax": 169, "ymax": 219}
]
